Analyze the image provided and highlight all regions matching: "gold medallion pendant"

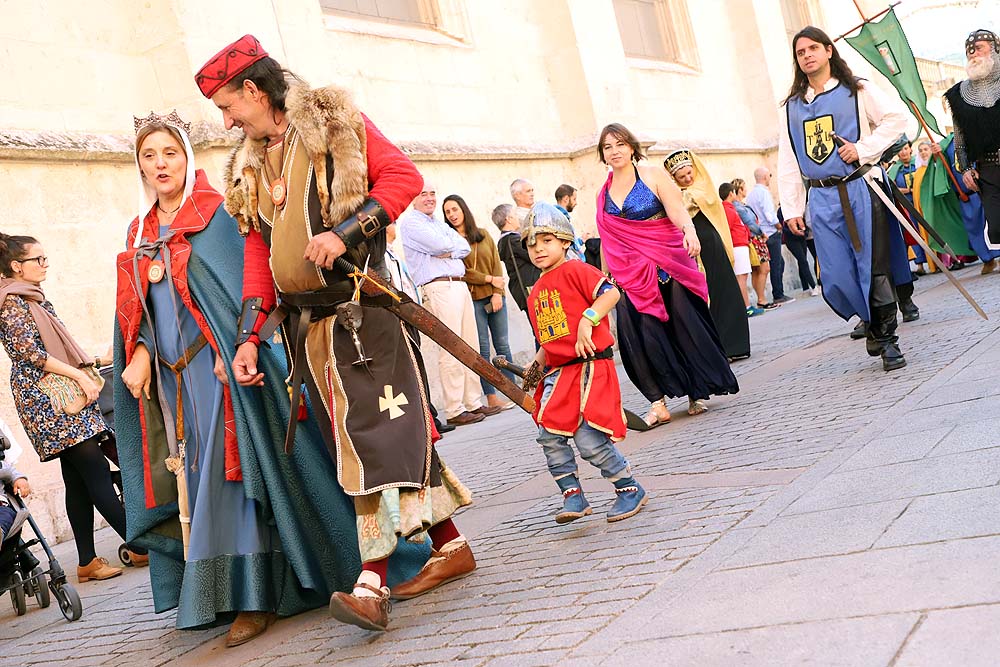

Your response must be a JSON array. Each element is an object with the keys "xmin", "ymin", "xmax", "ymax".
[
  {"xmin": 148, "ymin": 259, "xmax": 165, "ymax": 283},
  {"xmin": 271, "ymin": 177, "xmax": 287, "ymax": 207}
]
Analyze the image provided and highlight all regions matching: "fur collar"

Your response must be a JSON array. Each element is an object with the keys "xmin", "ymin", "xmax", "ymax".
[{"xmin": 223, "ymin": 82, "xmax": 368, "ymax": 235}]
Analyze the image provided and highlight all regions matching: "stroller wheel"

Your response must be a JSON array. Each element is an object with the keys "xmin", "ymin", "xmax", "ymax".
[
  {"xmin": 119, "ymin": 544, "xmax": 133, "ymax": 567},
  {"xmin": 10, "ymin": 571, "xmax": 27, "ymax": 616},
  {"xmin": 54, "ymin": 583, "xmax": 83, "ymax": 621},
  {"xmin": 31, "ymin": 567, "xmax": 50, "ymax": 608}
]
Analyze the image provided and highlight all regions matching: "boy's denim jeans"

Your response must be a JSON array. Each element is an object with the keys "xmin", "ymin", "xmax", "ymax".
[{"xmin": 535, "ymin": 374, "xmax": 629, "ymax": 482}]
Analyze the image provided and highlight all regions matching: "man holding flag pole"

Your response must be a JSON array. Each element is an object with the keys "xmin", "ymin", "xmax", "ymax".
[{"xmin": 778, "ymin": 25, "xmax": 914, "ymax": 371}]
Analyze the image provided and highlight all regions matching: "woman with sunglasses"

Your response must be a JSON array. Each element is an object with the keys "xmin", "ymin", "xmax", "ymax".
[{"xmin": 0, "ymin": 233, "xmax": 146, "ymax": 583}]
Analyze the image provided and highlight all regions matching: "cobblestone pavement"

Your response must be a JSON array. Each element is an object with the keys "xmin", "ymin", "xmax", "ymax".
[{"xmin": 5, "ymin": 267, "xmax": 1000, "ymax": 666}]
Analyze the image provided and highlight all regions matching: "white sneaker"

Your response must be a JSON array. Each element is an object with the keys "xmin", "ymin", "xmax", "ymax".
[{"xmin": 810, "ymin": 286, "xmax": 821, "ymax": 297}]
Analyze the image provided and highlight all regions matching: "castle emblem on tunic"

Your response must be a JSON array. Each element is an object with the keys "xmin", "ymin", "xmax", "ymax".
[
  {"xmin": 804, "ymin": 114, "xmax": 835, "ymax": 165},
  {"xmin": 535, "ymin": 288, "xmax": 570, "ymax": 344}
]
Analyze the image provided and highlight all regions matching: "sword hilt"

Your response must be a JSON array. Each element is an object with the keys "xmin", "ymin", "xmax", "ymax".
[{"xmin": 492, "ymin": 356, "xmax": 525, "ymax": 378}]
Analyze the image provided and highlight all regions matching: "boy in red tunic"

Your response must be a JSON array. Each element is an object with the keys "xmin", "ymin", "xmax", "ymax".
[{"xmin": 523, "ymin": 203, "xmax": 647, "ymax": 523}]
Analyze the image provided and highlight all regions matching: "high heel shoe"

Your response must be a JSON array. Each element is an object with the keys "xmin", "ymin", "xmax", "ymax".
[{"xmin": 644, "ymin": 399, "xmax": 671, "ymax": 427}]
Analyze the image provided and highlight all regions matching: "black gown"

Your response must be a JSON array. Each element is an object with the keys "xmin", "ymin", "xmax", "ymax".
[
  {"xmin": 692, "ymin": 212, "xmax": 751, "ymax": 359},
  {"xmin": 605, "ymin": 177, "xmax": 740, "ymax": 403}
]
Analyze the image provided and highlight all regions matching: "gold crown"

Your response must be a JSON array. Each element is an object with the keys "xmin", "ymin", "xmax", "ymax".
[
  {"xmin": 133, "ymin": 110, "xmax": 192, "ymax": 135},
  {"xmin": 664, "ymin": 149, "xmax": 693, "ymax": 174}
]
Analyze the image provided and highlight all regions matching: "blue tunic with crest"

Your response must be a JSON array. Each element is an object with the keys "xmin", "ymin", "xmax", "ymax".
[
  {"xmin": 787, "ymin": 83, "xmax": 873, "ymax": 321},
  {"xmin": 786, "ymin": 82, "xmax": 910, "ymax": 321}
]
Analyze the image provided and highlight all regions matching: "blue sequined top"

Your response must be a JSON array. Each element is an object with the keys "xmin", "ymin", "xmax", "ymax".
[
  {"xmin": 604, "ymin": 170, "xmax": 671, "ymax": 283},
  {"xmin": 603, "ymin": 170, "xmax": 666, "ymax": 220}
]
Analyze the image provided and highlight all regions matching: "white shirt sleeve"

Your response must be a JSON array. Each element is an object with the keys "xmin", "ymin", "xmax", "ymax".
[
  {"xmin": 854, "ymin": 81, "xmax": 910, "ymax": 166},
  {"xmin": 777, "ymin": 104, "xmax": 807, "ymax": 219}
]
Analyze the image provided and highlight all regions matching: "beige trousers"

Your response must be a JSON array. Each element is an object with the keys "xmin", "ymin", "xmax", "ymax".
[{"xmin": 421, "ymin": 280, "xmax": 484, "ymax": 419}]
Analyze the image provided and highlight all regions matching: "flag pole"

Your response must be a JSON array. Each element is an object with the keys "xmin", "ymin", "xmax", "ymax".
[{"xmin": 838, "ymin": 2, "xmax": 969, "ymax": 202}]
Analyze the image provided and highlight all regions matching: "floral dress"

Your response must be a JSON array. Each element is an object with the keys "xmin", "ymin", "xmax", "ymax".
[{"xmin": 0, "ymin": 295, "xmax": 106, "ymax": 461}]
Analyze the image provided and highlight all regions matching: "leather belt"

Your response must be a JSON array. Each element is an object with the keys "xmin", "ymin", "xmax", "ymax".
[
  {"xmin": 807, "ymin": 165, "xmax": 871, "ymax": 252},
  {"xmin": 979, "ymin": 150, "xmax": 1000, "ymax": 166},
  {"xmin": 258, "ymin": 284, "xmax": 394, "ymax": 454},
  {"xmin": 425, "ymin": 275, "xmax": 465, "ymax": 284},
  {"xmin": 558, "ymin": 346, "xmax": 614, "ymax": 368},
  {"xmin": 806, "ymin": 164, "xmax": 871, "ymax": 189}
]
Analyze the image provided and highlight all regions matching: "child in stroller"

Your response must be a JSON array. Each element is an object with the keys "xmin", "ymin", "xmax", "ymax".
[{"xmin": 1, "ymin": 433, "xmax": 83, "ymax": 620}]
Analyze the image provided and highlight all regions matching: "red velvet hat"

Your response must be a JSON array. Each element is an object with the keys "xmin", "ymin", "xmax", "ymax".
[{"xmin": 195, "ymin": 34, "xmax": 269, "ymax": 98}]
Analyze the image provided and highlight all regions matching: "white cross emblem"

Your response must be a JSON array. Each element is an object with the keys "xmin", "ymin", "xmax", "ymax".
[{"xmin": 378, "ymin": 385, "xmax": 408, "ymax": 419}]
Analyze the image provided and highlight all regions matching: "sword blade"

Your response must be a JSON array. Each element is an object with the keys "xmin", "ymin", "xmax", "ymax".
[
  {"xmin": 864, "ymin": 173, "xmax": 989, "ymax": 321},
  {"xmin": 334, "ymin": 257, "xmax": 536, "ymax": 413}
]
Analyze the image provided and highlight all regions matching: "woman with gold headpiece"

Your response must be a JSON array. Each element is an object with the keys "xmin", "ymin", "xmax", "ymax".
[
  {"xmin": 596, "ymin": 124, "xmax": 739, "ymax": 427},
  {"xmin": 664, "ymin": 149, "xmax": 751, "ymax": 362},
  {"xmin": 113, "ymin": 111, "xmax": 360, "ymax": 645}
]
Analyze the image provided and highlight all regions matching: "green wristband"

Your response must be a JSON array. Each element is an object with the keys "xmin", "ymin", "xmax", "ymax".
[{"xmin": 582, "ymin": 308, "xmax": 602, "ymax": 326}]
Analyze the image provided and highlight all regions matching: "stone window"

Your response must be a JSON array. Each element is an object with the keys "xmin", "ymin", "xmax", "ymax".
[
  {"xmin": 320, "ymin": 0, "xmax": 437, "ymax": 27},
  {"xmin": 612, "ymin": 0, "xmax": 699, "ymax": 67}
]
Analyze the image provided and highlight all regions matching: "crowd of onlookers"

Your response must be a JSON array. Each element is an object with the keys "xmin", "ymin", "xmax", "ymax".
[{"xmin": 391, "ymin": 161, "xmax": 825, "ymax": 428}]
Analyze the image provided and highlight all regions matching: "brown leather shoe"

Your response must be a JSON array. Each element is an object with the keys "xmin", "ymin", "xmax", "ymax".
[
  {"xmin": 127, "ymin": 550, "xmax": 149, "ymax": 567},
  {"xmin": 225, "ymin": 611, "xmax": 276, "ymax": 647},
  {"xmin": 471, "ymin": 405, "xmax": 502, "ymax": 417},
  {"xmin": 446, "ymin": 411, "xmax": 485, "ymax": 426},
  {"xmin": 390, "ymin": 540, "xmax": 476, "ymax": 601},
  {"xmin": 77, "ymin": 557, "xmax": 123, "ymax": 582},
  {"xmin": 329, "ymin": 583, "xmax": 391, "ymax": 631}
]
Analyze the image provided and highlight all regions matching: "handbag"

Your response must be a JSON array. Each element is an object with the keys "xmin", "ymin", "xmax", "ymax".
[{"xmin": 38, "ymin": 367, "xmax": 104, "ymax": 416}]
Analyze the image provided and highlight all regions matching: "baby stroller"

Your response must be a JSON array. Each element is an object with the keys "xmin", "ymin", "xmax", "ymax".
[
  {"xmin": 96, "ymin": 365, "xmax": 136, "ymax": 567},
  {"xmin": 0, "ymin": 435, "xmax": 83, "ymax": 621}
]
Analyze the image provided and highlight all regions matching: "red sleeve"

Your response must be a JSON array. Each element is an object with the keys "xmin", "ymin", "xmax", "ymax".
[
  {"xmin": 569, "ymin": 261, "xmax": 608, "ymax": 301},
  {"xmin": 363, "ymin": 114, "xmax": 423, "ymax": 220},
  {"xmin": 243, "ymin": 226, "xmax": 277, "ymax": 324}
]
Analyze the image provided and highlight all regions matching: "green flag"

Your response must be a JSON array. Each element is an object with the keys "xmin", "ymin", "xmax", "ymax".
[{"xmin": 845, "ymin": 8, "xmax": 943, "ymax": 136}]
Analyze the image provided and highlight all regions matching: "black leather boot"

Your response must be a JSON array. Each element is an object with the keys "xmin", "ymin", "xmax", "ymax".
[
  {"xmin": 869, "ymin": 304, "xmax": 906, "ymax": 371},
  {"xmin": 851, "ymin": 321, "xmax": 869, "ymax": 340}
]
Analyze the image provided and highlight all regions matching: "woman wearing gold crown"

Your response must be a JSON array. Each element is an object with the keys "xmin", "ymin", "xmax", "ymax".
[
  {"xmin": 113, "ymin": 111, "xmax": 361, "ymax": 645},
  {"xmin": 664, "ymin": 149, "xmax": 752, "ymax": 363}
]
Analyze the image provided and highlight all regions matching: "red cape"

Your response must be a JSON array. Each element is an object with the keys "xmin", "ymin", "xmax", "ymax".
[{"xmin": 115, "ymin": 170, "xmax": 242, "ymax": 510}]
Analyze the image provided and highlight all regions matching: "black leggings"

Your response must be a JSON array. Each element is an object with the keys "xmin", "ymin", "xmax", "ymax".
[{"xmin": 58, "ymin": 436, "xmax": 139, "ymax": 566}]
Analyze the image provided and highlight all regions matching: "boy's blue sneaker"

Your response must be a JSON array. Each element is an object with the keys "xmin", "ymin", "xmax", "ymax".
[
  {"xmin": 607, "ymin": 477, "xmax": 648, "ymax": 522},
  {"xmin": 555, "ymin": 476, "xmax": 592, "ymax": 524}
]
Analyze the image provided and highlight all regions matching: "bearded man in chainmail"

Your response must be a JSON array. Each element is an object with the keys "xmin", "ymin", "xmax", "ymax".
[{"xmin": 945, "ymin": 29, "xmax": 1000, "ymax": 246}]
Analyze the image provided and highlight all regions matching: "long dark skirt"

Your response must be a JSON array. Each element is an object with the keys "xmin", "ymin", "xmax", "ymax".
[
  {"xmin": 616, "ymin": 278, "xmax": 740, "ymax": 403},
  {"xmin": 693, "ymin": 213, "xmax": 751, "ymax": 359}
]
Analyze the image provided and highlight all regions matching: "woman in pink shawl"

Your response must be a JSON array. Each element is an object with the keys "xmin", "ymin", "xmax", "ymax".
[{"xmin": 596, "ymin": 124, "xmax": 739, "ymax": 427}]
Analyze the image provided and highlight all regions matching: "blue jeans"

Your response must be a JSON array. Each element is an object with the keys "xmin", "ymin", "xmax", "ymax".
[
  {"xmin": 0, "ymin": 503, "xmax": 16, "ymax": 541},
  {"xmin": 766, "ymin": 231, "xmax": 786, "ymax": 299},
  {"xmin": 472, "ymin": 296, "xmax": 516, "ymax": 395},
  {"xmin": 535, "ymin": 375, "xmax": 629, "ymax": 481}
]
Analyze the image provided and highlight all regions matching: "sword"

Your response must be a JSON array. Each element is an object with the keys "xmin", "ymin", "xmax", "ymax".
[
  {"xmin": 832, "ymin": 135, "xmax": 988, "ymax": 321},
  {"xmin": 490, "ymin": 356, "xmax": 653, "ymax": 432},
  {"xmin": 334, "ymin": 257, "xmax": 536, "ymax": 413}
]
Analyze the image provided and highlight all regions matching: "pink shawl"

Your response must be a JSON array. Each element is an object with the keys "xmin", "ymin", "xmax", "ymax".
[
  {"xmin": 595, "ymin": 172, "xmax": 708, "ymax": 322},
  {"xmin": 0, "ymin": 278, "xmax": 90, "ymax": 367}
]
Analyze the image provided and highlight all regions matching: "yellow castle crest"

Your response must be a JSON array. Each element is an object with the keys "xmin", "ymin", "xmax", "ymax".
[{"xmin": 535, "ymin": 288, "xmax": 570, "ymax": 344}]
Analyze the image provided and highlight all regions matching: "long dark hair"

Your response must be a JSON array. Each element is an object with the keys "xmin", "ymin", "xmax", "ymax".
[
  {"xmin": 226, "ymin": 57, "xmax": 304, "ymax": 113},
  {"xmin": 783, "ymin": 26, "xmax": 860, "ymax": 105},
  {"xmin": 0, "ymin": 232, "xmax": 39, "ymax": 278},
  {"xmin": 442, "ymin": 195, "xmax": 485, "ymax": 244}
]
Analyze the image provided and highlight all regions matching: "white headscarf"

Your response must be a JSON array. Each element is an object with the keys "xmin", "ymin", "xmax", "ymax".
[{"xmin": 133, "ymin": 117, "xmax": 196, "ymax": 247}]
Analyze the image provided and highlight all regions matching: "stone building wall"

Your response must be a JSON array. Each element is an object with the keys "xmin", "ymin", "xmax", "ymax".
[{"xmin": 0, "ymin": 0, "xmax": 961, "ymax": 544}]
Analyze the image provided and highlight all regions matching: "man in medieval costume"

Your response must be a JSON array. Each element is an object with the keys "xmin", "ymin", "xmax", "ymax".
[
  {"xmin": 195, "ymin": 35, "xmax": 475, "ymax": 632},
  {"xmin": 944, "ymin": 29, "xmax": 1000, "ymax": 251},
  {"xmin": 778, "ymin": 26, "xmax": 912, "ymax": 371}
]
